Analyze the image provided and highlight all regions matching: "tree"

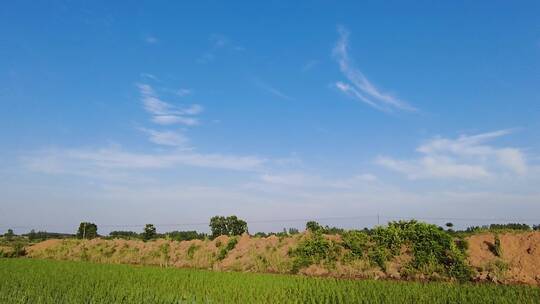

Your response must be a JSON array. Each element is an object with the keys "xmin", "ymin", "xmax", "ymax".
[
  {"xmin": 142, "ymin": 224, "xmax": 157, "ymax": 241},
  {"xmin": 445, "ymin": 222, "xmax": 454, "ymax": 228},
  {"xmin": 305, "ymin": 221, "xmax": 322, "ymax": 232},
  {"xmin": 226, "ymin": 216, "xmax": 248, "ymax": 236},
  {"xmin": 27, "ymin": 229, "xmax": 37, "ymax": 241},
  {"xmin": 166, "ymin": 230, "xmax": 206, "ymax": 241},
  {"xmin": 288, "ymin": 228, "xmax": 300, "ymax": 235},
  {"xmin": 109, "ymin": 231, "xmax": 139, "ymax": 239},
  {"xmin": 76, "ymin": 222, "xmax": 98, "ymax": 239},
  {"xmin": 5, "ymin": 229, "xmax": 15, "ymax": 241},
  {"xmin": 209, "ymin": 215, "xmax": 248, "ymax": 238},
  {"xmin": 210, "ymin": 216, "xmax": 228, "ymax": 238}
]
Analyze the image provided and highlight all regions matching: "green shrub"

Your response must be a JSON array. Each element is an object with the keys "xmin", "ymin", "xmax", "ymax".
[
  {"xmin": 187, "ymin": 244, "xmax": 200, "ymax": 260},
  {"xmin": 217, "ymin": 238, "xmax": 238, "ymax": 261},
  {"xmin": 395, "ymin": 221, "xmax": 472, "ymax": 282},
  {"xmin": 492, "ymin": 234, "xmax": 502, "ymax": 257},
  {"xmin": 341, "ymin": 230, "xmax": 370, "ymax": 258},
  {"xmin": 290, "ymin": 232, "xmax": 340, "ymax": 273}
]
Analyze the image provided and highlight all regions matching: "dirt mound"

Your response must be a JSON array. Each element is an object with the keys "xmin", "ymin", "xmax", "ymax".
[
  {"xmin": 467, "ymin": 232, "xmax": 540, "ymax": 285},
  {"xmin": 25, "ymin": 239, "xmax": 62, "ymax": 254},
  {"xmin": 24, "ymin": 231, "xmax": 540, "ymax": 286}
]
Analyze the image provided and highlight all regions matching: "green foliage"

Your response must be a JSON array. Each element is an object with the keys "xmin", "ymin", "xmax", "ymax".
[
  {"xmin": 2, "ymin": 259, "xmax": 540, "ymax": 303},
  {"xmin": 0, "ymin": 241, "xmax": 27, "ymax": 258},
  {"xmin": 26, "ymin": 230, "xmax": 73, "ymax": 241},
  {"xmin": 165, "ymin": 230, "xmax": 206, "ymax": 241},
  {"xmin": 455, "ymin": 237, "xmax": 469, "ymax": 253},
  {"xmin": 467, "ymin": 223, "xmax": 531, "ymax": 233},
  {"xmin": 217, "ymin": 237, "xmax": 238, "ymax": 261},
  {"xmin": 489, "ymin": 223, "xmax": 531, "ymax": 231},
  {"xmin": 76, "ymin": 222, "xmax": 98, "ymax": 239},
  {"xmin": 253, "ymin": 228, "xmax": 300, "ymax": 238},
  {"xmin": 210, "ymin": 216, "xmax": 248, "ymax": 238},
  {"xmin": 341, "ymin": 230, "xmax": 370, "ymax": 258},
  {"xmin": 4, "ymin": 229, "xmax": 15, "ymax": 241},
  {"xmin": 294, "ymin": 220, "xmax": 473, "ymax": 282},
  {"xmin": 492, "ymin": 234, "xmax": 502, "ymax": 257},
  {"xmin": 305, "ymin": 221, "xmax": 322, "ymax": 232},
  {"xmin": 109, "ymin": 231, "xmax": 140, "ymax": 239},
  {"xmin": 142, "ymin": 224, "xmax": 157, "ymax": 241},
  {"xmin": 288, "ymin": 228, "xmax": 299, "ymax": 235},
  {"xmin": 305, "ymin": 221, "xmax": 343, "ymax": 234},
  {"xmin": 187, "ymin": 244, "xmax": 200, "ymax": 260},
  {"xmin": 386, "ymin": 221, "xmax": 472, "ymax": 282},
  {"xmin": 290, "ymin": 232, "xmax": 340, "ymax": 273}
]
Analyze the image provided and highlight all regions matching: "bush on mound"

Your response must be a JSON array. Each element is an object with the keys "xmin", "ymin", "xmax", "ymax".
[{"xmin": 290, "ymin": 220, "xmax": 472, "ymax": 282}]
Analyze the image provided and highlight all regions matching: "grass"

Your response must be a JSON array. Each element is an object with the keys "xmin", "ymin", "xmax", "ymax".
[{"xmin": 1, "ymin": 259, "xmax": 539, "ymax": 303}]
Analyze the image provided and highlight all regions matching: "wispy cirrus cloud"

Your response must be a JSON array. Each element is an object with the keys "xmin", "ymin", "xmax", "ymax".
[
  {"xmin": 138, "ymin": 128, "xmax": 189, "ymax": 147},
  {"xmin": 254, "ymin": 79, "xmax": 294, "ymax": 101},
  {"xmin": 198, "ymin": 34, "xmax": 245, "ymax": 63},
  {"xmin": 256, "ymin": 172, "xmax": 377, "ymax": 189},
  {"xmin": 333, "ymin": 26, "xmax": 416, "ymax": 112},
  {"xmin": 21, "ymin": 75, "xmax": 268, "ymax": 179},
  {"xmin": 377, "ymin": 129, "xmax": 527, "ymax": 180},
  {"xmin": 23, "ymin": 146, "xmax": 267, "ymax": 175},
  {"xmin": 140, "ymin": 73, "xmax": 159, "ymax": 81},
  {"xmin": 137, "ymin": 83, "xmax": 203, "ymax": 126}
]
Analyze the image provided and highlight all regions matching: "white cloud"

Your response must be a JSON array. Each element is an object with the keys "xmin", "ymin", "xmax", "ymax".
[
  {"xmin": 23, "ymin": 146, "xmax": 267, "ymax": 174},
  {"xmin": 333, "ymin": 26, "xmax": 415, "ymax": 112},
  {"xmin": 152, "ymin": 115, "xmax": 198, "ymax": 126},
  {"xmin": 137, "ymin": 83, "xmax": 203, "ymax": 126},
  {"xmin": 257, "ymin": 172, "xmax": 378, "ymax": 189},
  {"xmin": 139, "ymin": 128, "xmax": 189, "ymax": 147},
  {"xmin": 140, "ymin": 73, "xmax": 158, "ymax": 81},
  {"xmin": 259, "ymin": 173, "xmax": 312, "ymax": 187},
  {"xmin": 377, "ymin": 130, "xmax": 528, "ymax": 180},
  {"xmin": 181, "ymin": 104, "xmax": 203, "ymax": 115}
]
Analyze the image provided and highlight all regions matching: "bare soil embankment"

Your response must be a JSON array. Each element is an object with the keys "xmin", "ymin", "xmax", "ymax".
[
  {"xmin": 467, "ymin": 232, "xmax": 540, "ymax": 285},
  {"xmin": 26, "ymin": 231, "xmax": 540, "ymax": 286}
]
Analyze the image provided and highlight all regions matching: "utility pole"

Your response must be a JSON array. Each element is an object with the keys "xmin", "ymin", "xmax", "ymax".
[
  {"xmin": 83, "ymin": 222, "xmax": 86, "ymax": 240},
  {"xmin": 377, "ymin": 214, "xmax": 380, "ymax": 226}
]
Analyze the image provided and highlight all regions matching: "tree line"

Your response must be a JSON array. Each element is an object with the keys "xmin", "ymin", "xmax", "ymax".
[{"xmin": 4, "ymin": 219, "xmax": 540, "ymax": 242}]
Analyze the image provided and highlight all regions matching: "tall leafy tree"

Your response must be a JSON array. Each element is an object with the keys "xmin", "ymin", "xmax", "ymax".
[
  {"xmin": 209, "ymin": 216, "xmax": 227, "ymax": 238},
  {"xmin": 226, "ymin": 216, "xmax": 248, "ymax": 236},
  {"xmin": 209, "ymin": 216, "xmax": 248, "ymax": 238},
  {"xmin": 76, "ymin": 222, "xmax": 98, "ymax": 239},
  {"xmin": 5, "ymin": 229, "xmax": 15, "ymax": 241},
  {"xmin": 305, "ymin": 221, "xmax": 322, "ymax": 232},
  {"xmin": 142, "ymin": 224, "xmax": 157, "ymax": 241}
]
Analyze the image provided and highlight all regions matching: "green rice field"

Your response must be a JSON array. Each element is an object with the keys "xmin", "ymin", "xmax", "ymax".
[{"xmin": 1, "ymin": 258, "xmax": 539, "ymax": 303}]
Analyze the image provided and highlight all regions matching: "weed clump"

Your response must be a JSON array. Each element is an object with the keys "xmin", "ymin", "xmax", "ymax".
[{"xmin": 492, "ymin": 234, "xmax": 502, "ymax": 257}]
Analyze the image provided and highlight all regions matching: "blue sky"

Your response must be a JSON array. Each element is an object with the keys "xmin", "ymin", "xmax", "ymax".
[{"xmin": 1, "ymin": 1, "xmax": 539, "ymax": 233}]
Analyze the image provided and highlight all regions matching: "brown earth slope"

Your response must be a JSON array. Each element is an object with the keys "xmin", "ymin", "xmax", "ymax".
[
  {"xmin": 467, "ymin": 232, "xmax": 540, "ymax": 285},
  {"xmin": 26, "ymin": 231, "xmax": 540, "ymax": 286}
]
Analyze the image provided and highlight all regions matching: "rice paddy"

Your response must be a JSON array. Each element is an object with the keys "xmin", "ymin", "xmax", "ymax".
[{"xmin": 1, "ymin": 258, "xmax": 539, "ymax": 303}]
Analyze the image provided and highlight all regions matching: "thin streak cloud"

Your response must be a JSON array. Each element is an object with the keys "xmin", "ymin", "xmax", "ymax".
[{"xmin": 333, "ymin": 26, "xmax": 416, "ymax": 112}]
